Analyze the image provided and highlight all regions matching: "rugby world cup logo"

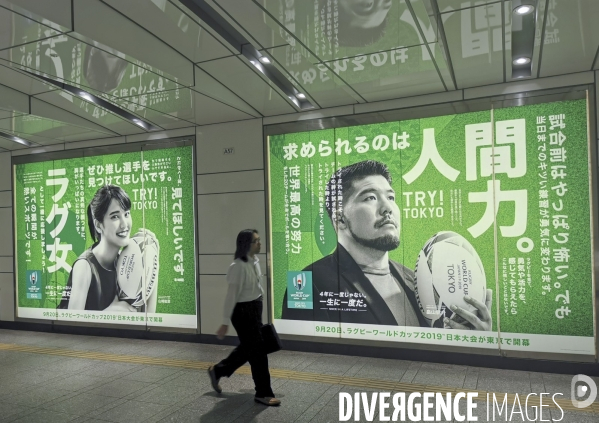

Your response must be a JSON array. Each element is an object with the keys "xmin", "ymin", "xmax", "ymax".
[
  {"xmin": 293, "ymin": 273, "xmax": 307, "ymax": 291},
  {"xmin": 287, "ymin": 271, "xmax": 313, "ymax": 310}
]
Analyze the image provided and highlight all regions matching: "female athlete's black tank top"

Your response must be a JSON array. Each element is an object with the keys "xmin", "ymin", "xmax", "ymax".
[{"xmin": 57, "ymin": 248, "xmax": 117, "ymax": 310}]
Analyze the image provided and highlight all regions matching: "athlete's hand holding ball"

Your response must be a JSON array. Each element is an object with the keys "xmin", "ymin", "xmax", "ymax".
[
  {"xmin": 116, "ymin": 228, "xmax": 160, "ymax": 312},
  {"xmin": 414, "ymin": 231, "xmax": 493, "ymax": 331}
]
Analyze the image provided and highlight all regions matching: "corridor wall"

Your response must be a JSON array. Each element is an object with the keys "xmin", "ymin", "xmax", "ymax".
[{"xmin": 0, "ymin": 69, "xmax": 597, "ymax": 364}]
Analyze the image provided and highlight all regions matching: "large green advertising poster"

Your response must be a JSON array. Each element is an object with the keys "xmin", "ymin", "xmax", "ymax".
[
  {"xmin": 268, "ymin": 99, "xmax": 595, "ymax": 355},
  {"xmin": 14, "ymin": 145, "xmax": 197, "ymax": 328}
]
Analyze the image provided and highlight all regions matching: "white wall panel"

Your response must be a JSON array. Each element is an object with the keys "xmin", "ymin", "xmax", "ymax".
[
  {"xmin": 0, "ymin": 257, "xmax": 13, "ymax": 273},
  {"xmin": 193, "ymin": 66, "xmax": 259, "ymax": 117},
  {"xmin": 197, "ymin": 191, "xmax": 266, "ymax": 255},
  {"xmin": 0, "ymin": 272, "xmax": 14, "ymax": 321},
  {"xmin": 200, "ymin": 274, "xmax": 237, "ymax": 336},
  {"xmin": 0, "ymin": 152, "xmax": 11, "ymax": 191},
  {"xmin": 11, "ymin": 144, "xmax": 65, "ymax": 156},
  {"xmin": 199, "ymin": 57, "xmax": 295, "ymax": 116},
  {"xmin": 0, "ymin": 191, "xmax": 10, "ymax": 207},
  {"xmin": 263, "ymin": 106, "xmax": 354, "ymax": 125},
  {"xmin": 354, "ymin": 91, "xmax": 463, "ymax": 115},
  {"xmin": 125, "ymin": 127, "xmax": 195, "ymax": 144},
  {"xmin": 196, "ymin": 119, "xmax": 263, "ymax": 174},
  {"xmin": 192, "ymin": 92, "xmax": 254, "ymax": 126},
  {"xmin": 64, "ymin": 136, "xmax": 126, "ymax": 151},
  {"xmin": 463, "ymin": 72, "xmax": 595, "ymax": 100},
  {"xmin": 0, "ymin": 208, "xmax": 12, "ymax": 256},
  {"xmin": 197, "ymin": 170, "xmax": 264, "ymax": 195}
]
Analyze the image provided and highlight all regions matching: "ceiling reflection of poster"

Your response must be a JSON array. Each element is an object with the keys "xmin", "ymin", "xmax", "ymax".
[{"xmin": 263, "ymin": 0, "xmax": 446, "ymax": 101}]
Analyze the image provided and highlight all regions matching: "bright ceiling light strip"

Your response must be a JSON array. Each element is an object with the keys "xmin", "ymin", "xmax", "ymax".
[
  {"xmin": 22, "ymin": 70, "xmax": 160, "ymax": 131},
  {"xmin": 513, "ymin": 57, "xmax": 531, "ymax": 65},
  {"xmin": 0, "ymin": 131, "xmax": 36, "ymax": 147},
  {"xmin": 511, "ymin": 0, "xmax": 537, "ymax": 78},
  {"xmin": 179, "ymin": 0, "xmax": 314, "ymax": 110},
  {"xmin": 514, "ymin": 5, "xmax": 534, "ymax": 15}
]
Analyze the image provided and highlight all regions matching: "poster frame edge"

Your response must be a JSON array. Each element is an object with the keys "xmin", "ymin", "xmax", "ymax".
[
  {"xmin": 262, "ymin": 87, "xmax": 597, "ymax": 362},
  {"xmin": 10, "ymin": 136, "xmax": 199, "ymax": 332}
]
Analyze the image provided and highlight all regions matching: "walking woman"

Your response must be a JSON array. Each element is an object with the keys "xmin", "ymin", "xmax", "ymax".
[{"xmin": 208, "ymin": 229, "xmax": 280, "ymax": 406}]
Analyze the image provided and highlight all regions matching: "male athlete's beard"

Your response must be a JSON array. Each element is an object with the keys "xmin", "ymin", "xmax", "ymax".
[{"xmin": 347, "ymin": 222, "xmax": 400, "ymax": 251}]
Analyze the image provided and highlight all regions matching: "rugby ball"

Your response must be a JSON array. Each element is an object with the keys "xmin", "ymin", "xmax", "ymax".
[
  {"xmin": 116, "ymin": 235, "xmax": 159, "ymax": 308},
  {"xmin": 414, "ymin": 231, "xmax": 486, "ymax": 326}
]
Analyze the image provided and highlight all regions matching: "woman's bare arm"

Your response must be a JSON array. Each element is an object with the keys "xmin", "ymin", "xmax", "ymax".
[{"xmin": 68, "ymin": 260, "xmax": 92, "ymax": 310}]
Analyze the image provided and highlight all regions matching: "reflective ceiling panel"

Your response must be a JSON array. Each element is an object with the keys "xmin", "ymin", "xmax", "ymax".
[
  {"xmin": 0, "ymin": 136, "xmax": 27, "ymax": 150},
  {"xmin": 0, "ymin": 114, "xmax": 109, "ymax": 142},
  {"xmin": 326, "ymin": 43, "xmax": 447, "ymax": 102},
  {"xmin": 112, "ymin": 86, "xmax": 255, "ymax": 126},
  {"xmin": 529, "ymin": 0, "xmax": 547, "ymax": 79},
  {"xmin": 408, "ymin": 0, "xmax": 439, "ymax": 44},
  {"xmin": 502, "ymin": 0, "xmax": 513, "ymax": 81},
  {"xmin": 103, "ymin": 0, "xmax": 235, "ymax": 64},
  {"xmin": 265, "ymin": 45, "xmax": 359, "ymax": 109},
  {"xmin": 0, "ymin": 63, "xmax": 56, "ymax": 95},
  {"xmin": 30, "ymin": 97, "xmax": 114, "ymax": 135},
  {"xmin": 257, "ymin": 0, "xmax": 436, "ymax": 64},
  {"xmin": 1, "ymin": 0, "xmax": 72, "ymax": 31},
  {"xmin": 199, "ymin": 56, "xmax": 297, "ymax": 116},
  {"xmin": 539, "ymin": 0, "xmax": 599, "ymax": 77},
  {"xmin": 0, "ymin": 125, "xmax": 73, "ymax": 145},
  {"xmin": 72, "ymin": 0, "xmax": 194, "ymax": 86},
  {"xmin": 431, "ymin": 42, "xmax": 454, "ymax": 89},
  {"xmin": 437, "ymin": 0, "xmax": 500, "ymax": 12},
  {"xmin": 208, "ymin": 0, "xmax": 289, "ymax": 49},
  {"xmin": 106, "ymin": 89, "xmax": 196, "ymax": 130},
  {"xmin": 191, "ymin": 90, "xmax": 256, "ymax": 125},
  {"xmin": 0, "ymin": 109, "xmax": 25, "ymax": 120},
  {"xmin": 443, "ymin": 2, "xmax": 506, "ymax": 88},
  {"xmin": 5, "ymin": 131, "xmax": 71, "ymax": 145},
  {"xmin": 1, "ymin": 34, "xmax": 186, "ymax": 103},
  {"xmin": 193, "ymin": 65, "xmax": 261, "ymax": 117},
  {"xmin": 0, "ymin": 83, "xmax": 29, "ymax": 114},
  {"xmin": 0, "ymin": 0, "xmax": 594, "ymax": 150},
  {"xmin": 35, "ymin": 90, "xmax": 147, "ymax": 135},
  {"xmin": 0, "ymin": 5, "xmax": 62, "ymax": 50}
]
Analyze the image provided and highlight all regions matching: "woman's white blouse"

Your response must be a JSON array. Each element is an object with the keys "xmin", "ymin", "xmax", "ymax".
[{"xmin": 222, "ymin": 256, "xmax": 264, "ymax": 325}]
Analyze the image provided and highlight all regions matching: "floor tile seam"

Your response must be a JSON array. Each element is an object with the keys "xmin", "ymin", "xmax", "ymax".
[
  {"xmin": 2, "ymin": 342, "xmax": 598, "ymax": 415},
  {"xmin": 128, "ymin": 389, "xmax": 196, "ymax": 405},
  {"xmin": 342, "ymin": 360, "xmax": 368, "ymax": 379},
  {"xmin": 43, "ymin": 398, "xmax": 128, "ymax": 419}
]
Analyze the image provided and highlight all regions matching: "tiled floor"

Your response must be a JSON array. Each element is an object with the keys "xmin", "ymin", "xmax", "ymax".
[{"xmin": 0, "ymin": 329, "xmax": 596, "ymax": 423}]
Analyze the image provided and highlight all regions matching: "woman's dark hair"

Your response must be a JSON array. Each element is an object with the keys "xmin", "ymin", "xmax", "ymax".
[
  {"xmin": 234, "ymin": 229, "xmax": 258, "ymax": 262},
  {"xmin": 87, "ymin": 185, "xmax": 131, "ymax": 243}
]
